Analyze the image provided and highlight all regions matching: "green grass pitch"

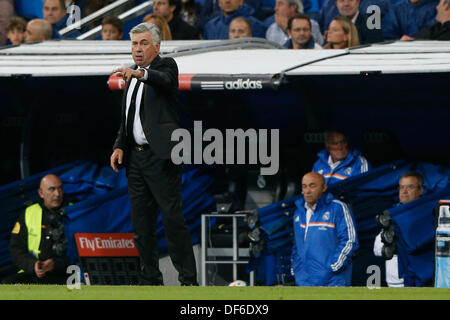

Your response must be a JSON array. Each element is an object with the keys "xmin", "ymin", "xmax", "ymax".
[{"xmin": 0, "ymin": 285, "xmax": 449, "ymax": 300}]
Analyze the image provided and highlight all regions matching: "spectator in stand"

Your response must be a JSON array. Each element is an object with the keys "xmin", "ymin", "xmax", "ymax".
[
  {"xmin": 180, "ymin": 0, "xmax": 201, "ymax": 31},
  {"xmin": 416, "ymin": 0, "xmax": 450, "ymax": 39},
  {"xmin": 143, "ymin": 13, "xmax": 173, "ymax": 40},
  {"xmin": 312, "ymin": 129, "xmax": 370, "ymax": 184},
  {"xmin": 0, "ymin": 0, "xmax": 14, "ymax": 46},
  {"xmin": 152, "ymin": 0, "xmax": 200, "ymax": 39},
  {"xmin": 6, "ymin": 16, "xmax": 27, "ymax": 46},
  {"xmin": 43, "ymin": 0, "xmax": 81, "ymax": 39},
  {"xmin": 323, "ymin": 16, "xmax": 360, "ymax": 47},
  {"xmin": 203, "ymin": 0, "xmax": 267, "ymax": 39},
  {"xmin": 335, "ymin": 0, "xmax": 384, "ymax": 44},
  {"xmin": 199, "ymin": 0, "xmax": 265, "ymax": 28},
  {"xmin": 382, "ymin": 0, "xmax": 439, "ymax": 40},
  {"xmin": 229, "ymin": 16, "xmax": 252, "ymax": 38},
  {"xmin": 101, "ymin": 16, "xmax": 123, "ymax": 40},
  {"xmin": 265, "ymin": 0, "xmax": 324, "ymax": 46},
  {"xmin": 25, "ymin": 19, "xmax": 53, "ymax": 42},
  {"xmin": 284, "ymin": 13, "xmax": 323, "ymax": 48},
  {"xmin": 317, "ymin": 0, "xmax": 391, "ymax": 35},
  {"xmin": 373, "ymin": 172, "xmax": 424, "ymax": 287}
]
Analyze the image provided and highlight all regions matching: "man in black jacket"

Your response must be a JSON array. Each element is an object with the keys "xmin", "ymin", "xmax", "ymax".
[
  {"xmin": 153, "ymin": 0, "xmax": 200, "ymax": 39},
  {"xmin": 2, "ymin": 174, "xmax": 70, "ymax": 284},
  {"xmin": 417, "ymin": 0, "xmax": 450, "ymax": 40},
  {"xmin": 336, "ymin": 0, "xmax": 384, "ymax": 44},
  {"xmin": 110, "ymin": 22, "xmax": 198, "ymax": 286}
]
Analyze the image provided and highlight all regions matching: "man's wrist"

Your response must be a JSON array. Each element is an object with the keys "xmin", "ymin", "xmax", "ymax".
[{"xmin": 137, "ymin": 68, "xmax": 148, "ymax": 81}]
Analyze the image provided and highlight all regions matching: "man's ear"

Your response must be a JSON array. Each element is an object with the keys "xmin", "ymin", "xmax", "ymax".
[
  {"xmin": 323, "ymin": 184, "xmax": 328, "ymax": 193},
  {"xmin": 38, "ymin": 188, "xmax": 44, "ymax": 199}
]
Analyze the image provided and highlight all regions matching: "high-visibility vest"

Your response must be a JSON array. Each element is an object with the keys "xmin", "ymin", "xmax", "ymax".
[
  {"xmin": 18, "ymin": 202, "xmax": 71, "ymax": 274},
  {"xmin": 24, "ymin": 203, "xmax": 43, "ymax": 259}
]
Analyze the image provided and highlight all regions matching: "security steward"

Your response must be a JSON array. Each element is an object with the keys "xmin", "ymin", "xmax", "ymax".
[{"xmin": 2, "ymin": 174, "xmax": 70, "ymax": 284}]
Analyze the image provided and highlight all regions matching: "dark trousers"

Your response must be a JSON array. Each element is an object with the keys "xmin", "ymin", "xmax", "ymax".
[{"xmin": 127, "ymin": 145, "xmax": 197, "ymax": 285}]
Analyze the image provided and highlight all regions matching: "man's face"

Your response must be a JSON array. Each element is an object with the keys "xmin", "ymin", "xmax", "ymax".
[
  {"xmin": 102, "ymin": 24, "xmax": 122, "ymax": 40},
  {"xmin": 7, "ymin": 29, "xmax": 25, "ymax": 45},
  {"xmin": 326, "ymin": 132, "xmax": 349, "ymax": 162},
  {"xmin": 336, "ymin": 0, "xmax": 360, "ymax": 18},
  {"xmin": 275, "ymin": 0, "xmax": 296, "ymax": 18},
  {"xmin": 302, "ymin": 173, "xmax": 327, "ymax": 206},
  {"xmin": 43, "ymin": 0, "xmax": 66, "ymax": 25},
  {"xmin": 38, "ymin": 175, "xmax": 64, "ymax": 210},
  {"xmin": 399, "ymin": 176, "xmax": 423, "ymax": 204},
  {"xmin": 153, "ymin": 0, "xmax": 175, "ymax": 21},
  {"xmin": 289, "ymin": 18, "xmax": 312, "ymax": 47},
  {"xmin": 229, "ymin": 19, "xmax": 251, "ymax": 39},
  {"xmin": 131, "ymin": 32, "xmax": 160, "ymax": 67},
  {"xmin": 219, "ymin": 0, "xmax": 244, "ymax": 15}
]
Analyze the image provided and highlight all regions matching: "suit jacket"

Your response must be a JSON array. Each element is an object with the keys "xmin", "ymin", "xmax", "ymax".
[
  {"xmin": 416, "ymin": 21, "xmax": 450, "ymax": 40},
  {"xmin": 113, "ymin": 55, "xmax": 180, "ymax": 161},
  {"xmin": 355, "ymin": 12, "xmax": 384, "ymax": 45}
]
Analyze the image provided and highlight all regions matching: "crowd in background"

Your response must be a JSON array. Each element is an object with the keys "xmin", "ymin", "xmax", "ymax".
[{"xmin": 0, "ymin": 0, "xmax": 449, "ymax": 49}]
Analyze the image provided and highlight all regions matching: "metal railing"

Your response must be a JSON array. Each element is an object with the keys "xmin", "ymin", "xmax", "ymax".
[
  {"xmin": 59, "ymin": 0, "xmax": 149, "ymax": 38},
  {"xmin": 76, "ymin": 1, "xmax": 154, "ymax": 40}
]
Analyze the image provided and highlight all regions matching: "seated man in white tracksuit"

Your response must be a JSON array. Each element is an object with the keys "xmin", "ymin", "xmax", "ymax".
[
  {"xmin": 373, "ymin": 171, "xmax": 424, "ymax": 287},
  {"xmin": 291, "ymin": 172, "xmax": 359, "ymax": 286}
]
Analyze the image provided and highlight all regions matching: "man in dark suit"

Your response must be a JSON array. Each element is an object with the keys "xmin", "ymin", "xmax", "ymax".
[
  {"xmin": 152, "ymin": 0, "xmax": 200, "ymax": 39},
  {"xmin": 335, "ymin": 0, "xmax": 384, "ymax": 44},
  {"xmin": 110, "ymin": 22, "xmax": 198, "ymax": 286},
  {"xmin": 416, "ymin": 0, "xmax": 450, "ymax": 40}
]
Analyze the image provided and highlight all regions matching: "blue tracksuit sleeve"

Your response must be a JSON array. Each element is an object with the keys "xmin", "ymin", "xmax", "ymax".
[{"xmin": 330, "ymin": 201, "xmax": 358, "ymax": 273}]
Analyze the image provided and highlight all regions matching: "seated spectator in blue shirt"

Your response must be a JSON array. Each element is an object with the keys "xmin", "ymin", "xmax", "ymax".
[
  {"xmin": 25, "ymin": 19, "xmax": 53, "ymax": 42},
  {"xmin": 284, "ymin": 13, "xmax": 323, "ymax": 47},
  {"xmin": 382, "ymin": 0, "xmax": 438, "ymax": 40},
  {"xmin": 203, "ymin": 0, "xmax": 267, "ymax": 39},
  {"xmin": 200, "ymin": 0, "xmax": 264, "ymax": 28},
  {"xmin": 312, "ymin": 129, "xmax": 371, "ymax": 185},
  {"xmin": 43, "ymin": 0, "xmax": 82, "ymax": 39},
  {"xmin": 416, "ymin": 0, "xmax": 450, "ymax": 40},
  {"xmin": 229, "ymin": 16, "xmax": 253, "ymax": 38},
  {"xmin": 317, "ymin": 0, "xmax": 391, "ymax": 34},
  {"xmin": 265, "ymin": 0, "xmax": 324, "ymax": 45}
]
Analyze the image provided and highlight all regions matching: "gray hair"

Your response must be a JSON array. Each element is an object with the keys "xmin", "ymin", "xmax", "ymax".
[
  {"xmin": 287, "ymin": 0, "xmax": 304, "ymax": 13},
  {"xmin": 400, "ymin": 171, "xmax": 424, "ymax": 189},
  {"xmin": 129, "ymin": 22, "xmax": 161, "ymax": 45}
]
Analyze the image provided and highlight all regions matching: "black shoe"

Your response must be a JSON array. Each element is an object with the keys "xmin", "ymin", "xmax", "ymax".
[{"xmin": 180, "ymin": 281, "xmax": 199, "ymax": 286}]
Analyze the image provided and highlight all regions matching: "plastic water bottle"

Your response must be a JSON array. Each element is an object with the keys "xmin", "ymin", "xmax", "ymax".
[{"xmin": 435, "ymin": 201, "xmax": 450, "ymax": 288}]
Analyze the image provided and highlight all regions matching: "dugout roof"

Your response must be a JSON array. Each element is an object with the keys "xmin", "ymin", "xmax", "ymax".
[{"xmin": 1, "ymin": 39, "xmax": 450, "ymax": 90}]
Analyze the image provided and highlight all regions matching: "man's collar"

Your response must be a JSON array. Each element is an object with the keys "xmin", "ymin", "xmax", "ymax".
[{"xmin": 352, "ymin": 11, "xmax": 360, "ymax": 24}]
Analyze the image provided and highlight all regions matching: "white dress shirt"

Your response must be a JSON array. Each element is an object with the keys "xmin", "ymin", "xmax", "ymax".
[
  {"xmin": 125, "ymin": 66, "xmax": 150, "ymax": 145},
  {"xmin": 304, "ymin": 202, "xmax": 317, "ymax": 240}
]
